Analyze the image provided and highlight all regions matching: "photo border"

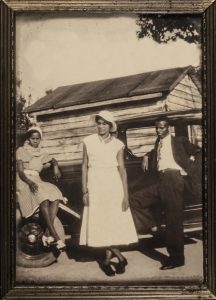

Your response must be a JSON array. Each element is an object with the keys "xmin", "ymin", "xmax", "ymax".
[{"xmin": 0, "ymin": 0, "xmax": 215, "ymax": 299}]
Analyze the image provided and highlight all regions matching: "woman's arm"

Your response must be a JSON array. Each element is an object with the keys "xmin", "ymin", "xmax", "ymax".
[
  {"xmin": 49, "ymin": 158, "xmax": 62, "ymax": 180},
  {"xmin": 117, "ymin": 148, "xmax": 129, "ymax": 212},
  {"xmin": 82, "ymin": 143, "xmax": 89, "ymax": 206},
  {"xmin": 17, "ymin": 160, "xmax": 38, "ymax": 193}
]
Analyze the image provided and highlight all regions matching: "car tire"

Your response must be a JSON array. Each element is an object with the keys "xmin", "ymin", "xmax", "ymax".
[{"xmin": 16, "ymin": 209, "xmax": 65, "ymax": 268}]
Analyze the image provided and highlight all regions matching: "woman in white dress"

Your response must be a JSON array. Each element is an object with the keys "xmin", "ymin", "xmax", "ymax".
[{"xmin": 80, "ymin": 110, "xmax": 138, "ymax": 276}]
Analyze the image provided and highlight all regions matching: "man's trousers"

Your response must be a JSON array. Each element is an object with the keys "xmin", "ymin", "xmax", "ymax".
[{"xmin": 130, "ymin": 169, "xmax": 185, "ymax": 261}]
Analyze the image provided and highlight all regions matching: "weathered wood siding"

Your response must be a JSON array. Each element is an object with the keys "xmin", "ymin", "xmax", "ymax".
[
  {"xmin": 36, "ymin": 74, "xmax": 201, "ymax": 163},
  {"xmin": 127, "ymin": 126, "xmax": 176, "ymax": 157},
  {"xmin": 125, "ymin": 75, "xmax": 202, "ymax": 157},
  {"xmin": 166, "ymin": 75, "xmax": 202, "ymax": 110},
  {"xmin": 126, "ymin": 127, "xmax": 156, "ymax": 157},
  {"xmin": 38, "ymin": 100, "xmax": 165, "ymax": 165}
]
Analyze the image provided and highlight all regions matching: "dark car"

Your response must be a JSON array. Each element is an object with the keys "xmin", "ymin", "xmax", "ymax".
[
  {"xmin": 117, "ymin": 108, "xmax": 202, "ymax": 237},
  {"xmin": 16, "ymin": 108, "xmax": 202, "ymax": 267}
]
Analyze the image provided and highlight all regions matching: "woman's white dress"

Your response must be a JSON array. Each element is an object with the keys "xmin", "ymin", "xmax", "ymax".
[{"xmin": 79, "ymin": 133, "xmax": 138, "ymax": 247}]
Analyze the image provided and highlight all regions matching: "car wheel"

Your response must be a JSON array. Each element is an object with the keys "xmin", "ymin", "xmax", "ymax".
[{"xmin": 16, "ymin": 209, "xmax": 65, "ymax": 268}]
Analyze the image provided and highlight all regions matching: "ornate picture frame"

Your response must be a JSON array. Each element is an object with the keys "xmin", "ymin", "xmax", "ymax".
[{"xmin": 0, "ymin": 0, "xmax": 215, "ymax": 299}]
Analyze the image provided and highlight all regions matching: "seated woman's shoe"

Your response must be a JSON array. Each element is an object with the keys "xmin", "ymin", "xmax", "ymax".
[
  {"xmin": 42, "ymin": 235, "xmax": 49, "ymax": 247},
  {"xmin": 42, "ymin": 235, "xmax": 55, "ymax": 247},
  {"xmin": 115, "ymin": 260, "xmax": 126, "ymax": 274},
  {"xmin": 100, "ymin": 262, "xmax": 115, "ymax": 276},
  {"xmin": 55, "ymin": 240, "xmax": 66, "ymax": 251},
  {"xmin": 46, "ymin": 236, "xmax": 55, "ymax": 245},
  {"xmin": 45, "ymin": 237, "xmax": 66, "ymax": 251}
]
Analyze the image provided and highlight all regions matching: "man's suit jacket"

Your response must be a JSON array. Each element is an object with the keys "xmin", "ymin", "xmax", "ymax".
[
  {"xmin": 148, "ymin": 135, "xmax": 201, "ymax": 178},
  {"xmin": 129, "ymin": 135, "xmax": 202, "ymax": 214},
  {"xmin": 147, "ymin": 135, "xmax": 202, "ymax": 203}
]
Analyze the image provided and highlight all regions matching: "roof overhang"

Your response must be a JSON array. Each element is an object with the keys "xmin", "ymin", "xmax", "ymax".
[
  {"xmin": 29, "ymin": 92, "xmax": 163, "ymax": 117},
  {"xmin": 117, "ymin": 108, "xmax": 202, "ymax": 129}
]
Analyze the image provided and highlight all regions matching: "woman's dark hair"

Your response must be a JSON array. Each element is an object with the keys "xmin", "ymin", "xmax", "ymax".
[
  {"xmin": 95, "ymin": 116, "xmax": 112, "ymax": 129},
  {"xmin": 26, "ymin": 129, "xmax": 42, "ymax": 140}
]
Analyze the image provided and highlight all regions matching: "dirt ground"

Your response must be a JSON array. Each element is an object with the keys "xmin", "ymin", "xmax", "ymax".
[{"xmin": 16, "ymin": 232, "xmax": 203, "ymax": 285}]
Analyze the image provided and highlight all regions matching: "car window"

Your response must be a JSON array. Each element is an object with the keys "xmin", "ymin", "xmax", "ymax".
[{"xmin": 188, "ymin": 125, "xmax": 202, "ymax": 148}]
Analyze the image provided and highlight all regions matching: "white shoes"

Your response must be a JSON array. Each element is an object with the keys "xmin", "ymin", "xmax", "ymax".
[
  {"xmin": 42, "ymin": 235, "xmax": 56, "ymax": 246},
  {"xmin": 47, "ymin": 236, "xmax": 55, "ymax": 245},
  {"xmin": 42, "ymin": 235, "xmax": 55, "ymax": 246},
  {"xmin": 42, "ymin": 235, "xmax": 66, "ymax": 251},
  {"xmin": 56, "ymin": 240, "xmax": 66, "ymax": 251},
  {"xmin": 42, "ymin": 235, "xmax": 49, "ymax": 246}
]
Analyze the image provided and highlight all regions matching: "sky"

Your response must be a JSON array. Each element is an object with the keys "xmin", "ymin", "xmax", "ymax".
[{"xmin": 16, "ymin": 13, "xmax": 201, "ymax": 105}]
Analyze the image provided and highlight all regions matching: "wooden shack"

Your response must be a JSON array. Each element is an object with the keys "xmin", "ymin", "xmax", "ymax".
[{"xmin": 25, "ymin": 66, "xmax": 202, "ymax": 170}]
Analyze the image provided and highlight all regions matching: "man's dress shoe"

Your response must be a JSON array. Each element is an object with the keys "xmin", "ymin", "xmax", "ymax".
[{"xmin": 160, "ymin": 258, "xmax": 185, "ymax": 270}]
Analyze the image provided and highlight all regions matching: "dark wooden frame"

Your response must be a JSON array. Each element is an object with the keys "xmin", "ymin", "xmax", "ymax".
[{"xmin": 0, "ymin": 1, "xmax": 215, "ymax": 299}]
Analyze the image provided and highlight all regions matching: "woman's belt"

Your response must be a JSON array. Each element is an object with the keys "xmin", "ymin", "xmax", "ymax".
[
  {"xmin": 24, "ymin": 169, "xmax": 39, "ymax": 176},
  {"xmin": 88, "ymin": 165, "xmax": 118, "ymax": 169}
]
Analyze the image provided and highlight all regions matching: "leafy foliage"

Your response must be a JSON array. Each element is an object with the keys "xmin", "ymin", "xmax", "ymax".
[
  {"xmin": 16, "ymin": 77, "xmax": 32, "ymax": 132},
  {"xmin": 136, "ymin": 15, "xmax": 201, "ymax": 44},
  {"xmin": 16, "ymin": 95, "xmax": 32, "ymax": 130}
]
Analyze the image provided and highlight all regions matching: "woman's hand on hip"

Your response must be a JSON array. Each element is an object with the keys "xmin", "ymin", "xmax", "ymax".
[
  {"xmin": 83, "ymin": 193, "xmax": 89, "ymax": 206},
  {"xmin": 122, "ymin": 196, "xmax": 129, "ymax": 212}
]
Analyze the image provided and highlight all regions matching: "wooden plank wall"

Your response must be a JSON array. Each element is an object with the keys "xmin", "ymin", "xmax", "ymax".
[
  {"xmin": 127, "ymin": 75, "xmax": 202, "ymax": 157},
  {"xmin": 38, "ymin": 100, "xmax": 165, "ymax": 165},
  {"xmin": 166, "ymin": 75, "xmax": 202, "ymax": 111},
  {"xmin": 37, "ymin": 74, "xmax": 202, "ymax": 164},
  {"xmin": 126, "ymin": 126, "xmax": 177, "ymax": 157},
  {"xmin": 126, "ymin": 127, "xmax": 156, "ymax": 157}
]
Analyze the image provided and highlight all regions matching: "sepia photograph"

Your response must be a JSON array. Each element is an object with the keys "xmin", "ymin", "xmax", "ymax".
[{"xmin": 15, "ymin": 12, "xmax": 203, "ymax": 285}]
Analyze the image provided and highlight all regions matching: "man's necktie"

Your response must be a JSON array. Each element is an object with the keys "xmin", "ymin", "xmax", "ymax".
[{"xmin": 157, "ymin": 138, "xmax": 163, "ymax": 169}]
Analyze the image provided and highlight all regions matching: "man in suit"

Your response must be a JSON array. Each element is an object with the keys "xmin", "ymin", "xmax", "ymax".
[{"xmin": 130, "ymin": 116, "xmax": 201, "ymax": 270}]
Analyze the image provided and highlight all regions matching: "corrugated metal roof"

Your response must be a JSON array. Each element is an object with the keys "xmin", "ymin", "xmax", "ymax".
[{"xmin": 25, "ymin": 66, "xmax": 198, "ymax": 113}]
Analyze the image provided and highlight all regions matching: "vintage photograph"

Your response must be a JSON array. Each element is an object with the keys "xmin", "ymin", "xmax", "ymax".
[{"xmin": 15, "ymin": 13, "xmax": 203, "ymax": 284}]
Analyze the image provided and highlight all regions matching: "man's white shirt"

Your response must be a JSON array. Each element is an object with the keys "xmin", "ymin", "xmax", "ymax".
[{"xmin": 157, "ymin": 134, "xmax": 187, "ymax": 175}]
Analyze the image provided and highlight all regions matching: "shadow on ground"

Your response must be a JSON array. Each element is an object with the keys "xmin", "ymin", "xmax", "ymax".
[{"xmin": 65, "ymin": 231, "xmax": 201, "ymax": 267}]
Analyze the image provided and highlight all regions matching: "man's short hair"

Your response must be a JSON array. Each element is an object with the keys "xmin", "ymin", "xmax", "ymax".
[{"xmin": 155, "ymin": 116, "xmax": 170, "ymax": 126}]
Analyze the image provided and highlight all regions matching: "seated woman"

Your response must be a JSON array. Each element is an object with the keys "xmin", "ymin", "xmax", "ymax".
[{"xmin": 16, "ymin": 126, "xmax": 66, "ymax": 251}]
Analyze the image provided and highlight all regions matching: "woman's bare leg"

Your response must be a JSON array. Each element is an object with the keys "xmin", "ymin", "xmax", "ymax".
[
  {"xmin": 49, "ymin": 200, "xmax": 59, "ymax": 223},
  {"xmin": 44, "ymin": 200, "xmax": 59, "ymax": 238},
  {"xmin": 104, "ymin": 249, "xmax": 113, "ymax": 265},
  {"xmin": 99, "ymin": 248, "xmax": 115, "ymax": 276},
  {"xmin": 110, "ymin": 247, "xmax": 127, "ymax": 274},
  {"xmin": 110, "ymin": 247, "xmax": 125, "ymax": 262},
  {"xmin": 40, "ymin": 200, "xmax": 60, "ymax": 241}
]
